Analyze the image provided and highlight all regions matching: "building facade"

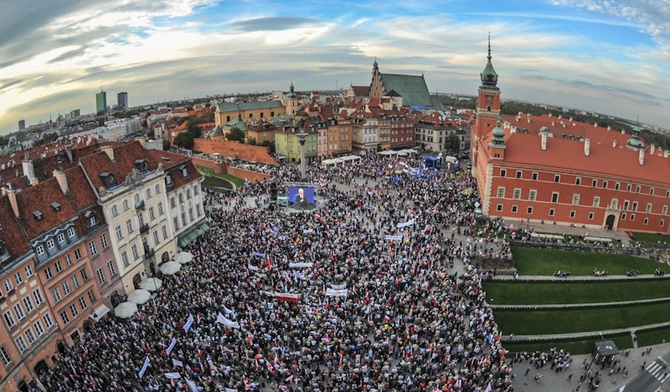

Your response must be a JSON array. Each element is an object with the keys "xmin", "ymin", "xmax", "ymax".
[{"xmin": 96, "ymin": 90, "xmax": 107, "ymax": 115}]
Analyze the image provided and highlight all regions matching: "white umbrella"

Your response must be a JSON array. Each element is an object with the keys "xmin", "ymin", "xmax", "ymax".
[
  {"xmin": 160, "ymin": 261, "xmax": 182, "ymax": 275},
  {"xmin": 126, "ymin": 289, "xmax": 151, "ymax": 305},
  {"xmin": 174, "ymin": 252, "xmax": 193, "ymax": 264},
  {"xmin": 114, "ymin": 302, "xmax": 138, "ymax": 319},
  {"xmin": 141, "ymin": 277, "xmax": 163, "ymax": 292}
]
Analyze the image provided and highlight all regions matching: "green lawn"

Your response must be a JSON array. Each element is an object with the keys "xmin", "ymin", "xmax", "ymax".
[
  {"xmin": 635, "ymin": 326, "xmax": 670, "ymax": 347},
  {"xmin": 512, "ymin": 247, "xmax": 660, "ymax": 276},
  {"xmin": 493, "ymin": 302, "xmax": 670, "ymax": 335},
  {"xmin": 632, "ymin": 232, "xmax": 670, "ymax": 245},
  {"xmin": 196, "ymin": 166, "xmax": 245, "ymax": 188},
  {"xmin": 503, "ymin": 333, "xmax": 633, "ymax": 355},
  {"xmin": 483, "ymin": 280, "xmax": 670, "ymax": 305}
]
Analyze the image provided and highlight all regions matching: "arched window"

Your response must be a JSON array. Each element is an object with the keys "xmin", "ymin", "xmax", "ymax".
[
  {"xmin": 260, "ymin": 112, "xmax": 264, "ymax": 118},
  {"xmin": 226, "ymin": 116, "xmax": 230, "ymax": 122}
]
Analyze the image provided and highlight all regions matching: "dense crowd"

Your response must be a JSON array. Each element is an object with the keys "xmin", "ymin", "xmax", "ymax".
[{"xmin": 35, "ymin": 153, "xmax": 514, "ymax": 391}]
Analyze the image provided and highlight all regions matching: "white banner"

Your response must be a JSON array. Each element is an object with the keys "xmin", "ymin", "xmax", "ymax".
[
  {"xmin": 183, "ymin": 314, "xmax": 195, "ymax": 333},
  {"xmin": 165, "ymin": 372, "xmax": 181, "ymax": 379},
  {"xmin": 385, "ymin": 235, "xmax": 403, "ymax": 241},
  {"xmin": 172, "ymin": 358, "xmax": 183, "ymax": 367},
  {"xmin": 166, "ymin": 337, "xmax": 177, "ymax": 356},
  {"xmin": 225, "ymin": 389, "xmax": 237, "ymax": 392},
  {"xmin": 217, "ymin": 312, "xmax": 241, "ymax": 329},
  {"xmin": 247, "ymin": 264, "xmax": 259, "ymax": 272},
  {"xmin": 288, "ymin": 262, "xmax": 314, "ymax": 268},
  {"xmin": 328, "ymin": 283, "xmax": 346, "ymax": 290},
  {"xmin": 186, "ymin": 378, "xmax": 199, "ymax": 392},
  {"xmin": 396, "ymin": 219, "xmax": 415, "ymax": 228},
  {"xmin": 138, "ymin": 355, "xmax": 150, "ymax": 378},
  {"xmin": 326, "ymin": 288, "xmax": 348, "ymax": 297},
  {"xmin": 222, "ymin": 305, "xmax": 235, "ymax": 316}
]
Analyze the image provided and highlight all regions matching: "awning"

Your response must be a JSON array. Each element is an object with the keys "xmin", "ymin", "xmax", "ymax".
[
  {"xmin": 90, "ymin": 304, "xmax": 110, "ymax": 321},
  {"xmin": 178, "ymin": 221, "xmax": 209, "ymax": 248}
]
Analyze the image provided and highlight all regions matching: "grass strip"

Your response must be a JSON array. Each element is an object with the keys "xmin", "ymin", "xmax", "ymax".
[
  {"xmin": 483, "ymin": 280, "xmax": 670, "ymax": 305},
  {"xmin": 631, "ymin": 232, "xmax": 670, "ymax": 245},
  {"xmin": 503, "ymin": 333, "xmax": 632, "ymax": 355},
  {"xmin": 634, "ymin": 325, "xmax": 670, "ymax": 348}
]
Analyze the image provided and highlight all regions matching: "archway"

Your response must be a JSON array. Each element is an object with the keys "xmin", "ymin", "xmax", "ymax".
[
  {"xmin": 34, "ymin": 360, "xmax": 49, "ymax": 378},
  {"xmin": 110, "ymin": 291, "xmax": 122, "ymax": 308},
  {"xmin": 83, "ymin": 320, "xmax": 93, "ymax": 333},
  {"xmin": 17, "ymin": 380, "xmax": 28, "ymax": 392},
  {"xmin": 57, "ymin": 341, "xmax": 68, "ymax": 355},
  {"xmin": 162, "ymin": 252, "xmax": 169, "ymax": 263},
  {"xmin": 132, "ymin": 273, "xmax": 142, "ymax": 290},
  {"xmin": 605, "ymin": 214, "xmax": 615, "ymax": 230}
]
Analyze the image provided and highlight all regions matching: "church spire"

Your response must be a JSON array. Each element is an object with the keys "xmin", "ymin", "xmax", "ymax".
[{"xmin": 480, "ymin": 32, "xmax": 498, "ymax": 88}]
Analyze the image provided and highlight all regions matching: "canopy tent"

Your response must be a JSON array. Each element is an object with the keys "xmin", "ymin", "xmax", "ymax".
[
  {"xmin": 321, "ymin": 158, "xmax": 344, "ymax": 167},
  {"xmin": 160, "ymin": 261, "xmax": 182, "ymax": 275},
  {"xmin": 340, "ymin": 155, "xmax": 362, "ymax": 162},
  {"xmin": 398, "ymin": 148, "xmax": 418, "ymax": 155},
  {"xmin": 424, "ymin": 156, "xmax": 441, "ymax": 168},
  {"xmin": 140, "ymin": 277, "xmax": 163, "ymax": 292},
  {"xmin": 378, "ymin": 150, "xmax": 397, "ymax": 156},
  {"xmin": 174, "ymin": 251, "xmax": 194, "ymax": 264},
  {"xmin": 90, "ymin": 304, "xmax": 110, "ymax": 322},
  {"xmin": 595, "ymin": 340, "xmax": 619, "ymax": 357},
  {"xmin": 126, "ymin": 289, "xmax": 151, "ymax": 305},
  {"xmin": 178, "ymin": 222, "xmax": 209, "ymax": 248},
  {"xmin": 114, "ymin": 302, "xmax": 138, "ymax": 319}
]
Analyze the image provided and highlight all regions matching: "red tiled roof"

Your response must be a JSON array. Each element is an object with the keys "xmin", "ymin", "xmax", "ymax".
[
  {"xmin": 0, "ymin": 197, "xmax": 31, "ymax": 257},
  {"xmin": 351, "ymin": 86, "xmax": 370, "ymax": 97},
  {"xmin": 14, "ymin": 177, "xmax": 79, "ymax": 240}
]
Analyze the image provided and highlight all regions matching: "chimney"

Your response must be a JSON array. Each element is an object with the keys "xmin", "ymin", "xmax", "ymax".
[
  {"xmin": 639, "ymin": 149, "xmax": 645, "ymax": 166},
  {"xmin": 541, "ymin": 133, "xmax": 547, "ymax": 151},
  {"xmin": 665, "ymin": 150, "xmax": 669, "ymax": 158},
  {"xmin": 650, "ymin": 144, "xmax": 655, "ymax": 155},
  {"xmin": 613, "ymin": 140, "xmax": 618, "ymax": 148},
  {"xmin": 54, "ymin": 169, "xmax": 69, "ymax": 194},
  {"xmin": 100, "ymin": 145, "xmax": 115, "ymax": 161},
  {"xmin": 22, "ymin": 159, "xmax": 36, "ymax": 184},
  {"xmin": 5, "ymin": 187, "xmax": 19, "ymax": 217},
  {"xmin": 584, "ymin": 138, "xmax": 591, "ymax": 157}
]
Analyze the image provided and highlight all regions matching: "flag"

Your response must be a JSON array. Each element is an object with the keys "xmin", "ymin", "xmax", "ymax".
[
  {"xmin": 166, "ymin": 337, "xmax": 177, "ymax": 356},
  {"xmin": 275, "ymin": 293, "xmax": 299, "ymax": 303},
  {"xmin": 183, "ymin": 314, "xmax": 195, "ymax": 333},
  {"xmin": 172, "ymin": 358, "xmax": 183, "ymax": 367},
  {"xmin": 217, "ymin": 312, "xmax": 241, "ymax": 329},
  {"xmin": 266, "ymin": 255, "xmax": 272, "ymax": 271},
  {"xmin": 164, "ymin": 372, "xmax": 181, "ymax": 379},
  {"xmin": 138, "ymin": 356, "xmax": 150, "ymax": 378},
  {"xmin": 186, "ymin": 378, "xmax": 199, "ymax": 392},
  {"xmin": 325, "ymin": 288, "xmax": 348, "ymax": 297}
]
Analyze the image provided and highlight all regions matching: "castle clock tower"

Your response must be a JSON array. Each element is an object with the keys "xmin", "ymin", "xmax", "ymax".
[{"xmin": 473, "ymin": 35, "xmax": 501, "ymax": 154}]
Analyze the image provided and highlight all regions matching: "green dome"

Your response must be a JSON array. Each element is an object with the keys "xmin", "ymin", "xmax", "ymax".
[
  {"xmin": 626, "ymin": 137, "xmax": 644, "ymax": 149},
  {"xmin": 492, "ymin": 125, "xmax": 505, "ymax": 138}
]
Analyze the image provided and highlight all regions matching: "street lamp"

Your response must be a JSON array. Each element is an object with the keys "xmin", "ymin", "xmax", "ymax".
[{"xmin": 296, "ymin": 132, "xmax": 308, "ymax": 180}]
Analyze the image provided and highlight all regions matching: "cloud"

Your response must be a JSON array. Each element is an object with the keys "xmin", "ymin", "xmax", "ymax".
[{"xmin": 228, "ymin": 17, "xmax": 321, "ymax": 32}]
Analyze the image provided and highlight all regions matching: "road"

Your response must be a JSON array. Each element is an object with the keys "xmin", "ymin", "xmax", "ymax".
[{"xmin": 614, "ymin": 351, "xmax": 670, "ymax": 392}]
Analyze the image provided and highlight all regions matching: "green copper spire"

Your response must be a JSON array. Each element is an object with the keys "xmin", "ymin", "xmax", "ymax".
[
  {"xmin": 490, "ymin": 117, "xmax": 506, "ymax": 147},
  {"xmin": 480, "ymin": 33, "xmax": 498, "ymax": 87},
  {"xmin": 287, "ymin": 79, "xmax": 296, "ymax": 99}
]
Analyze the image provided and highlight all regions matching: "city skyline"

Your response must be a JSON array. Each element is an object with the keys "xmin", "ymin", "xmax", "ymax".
[{"xmin": 1, "ymin": 0, "xmax": 670, "ymax": 135}]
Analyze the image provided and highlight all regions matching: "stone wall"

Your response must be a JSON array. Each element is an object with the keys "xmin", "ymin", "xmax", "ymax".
[
  {"xmin": 192, "ymin": 138, "xmax": 278, "ymax": 166},
  {"xmin": 191, "ymin": 157, "xmax": 270, "ymax": 184}
]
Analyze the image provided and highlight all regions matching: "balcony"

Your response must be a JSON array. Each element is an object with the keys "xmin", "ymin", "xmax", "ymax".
[
  {"xmin": 139, "ymin": 223, "xmax": 150, "ymax": 234},
  {"xmin": 135, "ymin": 200, "xmax": 145, "ymax": 211},
  {"xmin": 144, "ymin": 248, "xmax": 155, "ymax": 259}
]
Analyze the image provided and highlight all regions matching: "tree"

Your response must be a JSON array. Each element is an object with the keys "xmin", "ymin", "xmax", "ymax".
[
  {"xmin": 247, "ymin": 137, "xmax": 257, "ymax": 145},
  {"xmin": 226, "ymin": 127, "xmax": 245, "ymax": 142},
  {"xmin": 187, "ymin": 121, "xmax": 201, "ymax": 138},
  {"xmin": 173, "ymin": 132, "xmax": 194, "ymax": 149},
  {"xmin": 162, "ymin": 139, "xmax": 171, "ymax": 151},
  {"xmin": 445, "ymin": 133, "xmax": 460, "ymax": 153},
  {"xmin": 261, "ymin": 140, "xmax": 275, "ymax": 153}
]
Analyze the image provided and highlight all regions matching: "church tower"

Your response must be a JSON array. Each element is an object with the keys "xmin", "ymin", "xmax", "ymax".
[
  {"xmin": 369, "ymin": 58, "xmax": 383, "ymax": 99},
  {"xmin": 474, "ymin": 35, "xmax": 501, "ymax": 141},
  {"xmin": 286, "ymin": 80, "xmax": 298, "ymax": 115}
]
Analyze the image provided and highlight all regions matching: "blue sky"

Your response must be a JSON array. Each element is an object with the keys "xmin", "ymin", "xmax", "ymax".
[{"xmin": 1, "ymin": 0, "xmax": 670, "ymax": 135}]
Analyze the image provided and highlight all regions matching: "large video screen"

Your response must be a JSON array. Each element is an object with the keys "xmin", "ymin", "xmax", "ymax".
[{"xmin": 288, "ymin": 187, "xmax": 315, "ymax": 205}]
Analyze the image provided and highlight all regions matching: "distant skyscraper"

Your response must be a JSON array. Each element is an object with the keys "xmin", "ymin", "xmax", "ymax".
[
  {"xmin": 96, "ymin": 89, "xmax": 107, "ymax": 115},
  {"xmin": 70, "ymin": 109, "xmax": 81, "ymax": 118},
  {"xmin": 117, "ymin": 92, "xmax": 128, "ymax": 111},
  {"xmin": 18, "ymin": 119, "xmax": 25, "ymax": 130}
]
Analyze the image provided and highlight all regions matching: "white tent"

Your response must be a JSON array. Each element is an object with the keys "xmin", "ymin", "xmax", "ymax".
[
  {"xmin": 174, "ymin": 252, "xmax": 193, "ymax": 264},
  {"xmin": 127, "ymin": 289, "xmax": 151, "ymax": 305},
  {"xmin": 160, "ymin": 261, "xmax": 182, "ymax": 275},
  {"xmin": 141, "ymin": 278, "xmax": 163, "ymax": 292},
  {"xmin": 114, "ymin": 302, "xmax": 138, "ymax": 319}
]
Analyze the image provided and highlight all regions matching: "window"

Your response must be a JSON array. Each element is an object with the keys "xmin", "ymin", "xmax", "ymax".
[
  {"xmin": 14, "ymin": 272, "xmax": 22, "ymax": 286},
  {"xmin": 615, "ymin": 182, "xmax": 620, "ymax": 190},
  {"xmin": 57, "ymin": 233, "xmax": 66, "ymax": 243},
  {"xmin": 511, "ymin": 205, "xmax": 518, "ymax": 213},
  {"xmin": 630, "ymin": 214, "xmax": 635, "ymax": 221},
  {"xmin": 126, "ymin": 219, "xmax": 133, "ymax": 234},
  {"xmin": 111, "ymin": 205, "xmax": 119, "ymax": 217},
  {"xmin": 636, "ymin": 185, "xmax": 641, "ymax": 193},
  {"xmin": 644, "ymin": 217, "xmax": 649, "ymax": 225},
  {"xmin": 155, "ymin": 184, "xmax": 161, "ymax": 194},
  {"xmin": 69, "ymin": 304, "xmax": 78, "ymax": 318},
  {"xmin": 46, "ymin": 239, "xmax": 55, "ymax": 250},
  {"xmin": 149, "ymin": 207, "xmax": 156, "ymax": 220},
  {"xmin": 611, "ymin": 199, "xmax": 618, "ymax": 209},
  {"xmin": 162, "ymin": 226, "xmax": 168, "ymax": 240},
  {"xmin": 79, "ymin": 297, "xmax": 87, "ymax": 310},
  {"xmin": 33, "ymin": 321, "xmax": 44, "ymax": 336},
  {"xmin": 74, "ymin": 248, "xmax": 82, "ymax": 260},
  {"xmin": 13, "ymin": 304, "xmax": 25, "ymax": 321},
  {"xmin": 551, "ymin": 192, "xmax": 559, "ymax": 203},
  {"xmin": 181, "ymin": 166, "xmax": 189, "ymax": 178},
  {"xmin": 572, "ymin": 194, "xmax": 580, "ymax": 205},
  {"xmin": 646, "ymin": 203, "xmax": 653, "ymax": 213},
  {"xmin": 62, "ymin": 282, "xmax": 71, "ymax": 296},
  {"xmin": 67, "ymin": 228, "xmax": 76, "ymax": 238},
  {"xmin": 80, "ymin": 269, "xmax": 89, "ymax": 282},
  {"xmin": 663, "ymin": 205, "xmax": 668, "ymax": 215},
  {"xmin": 570, "ymin": 210, "xmax": 576, "ymax": 218},
  {"xmin": 194, "ymin": 186, "xmax": 199, "ymax": 196},
  {"xmin": 3, "ymin": 312, "xmax": 15, "ymax": 329},
  {"xmin": 122, "ymin": 199, "xmax": 130, "ymax": 211},
  {"xmin": 60, "ymin": 311, "xmax": 70, "ymax": 325},
  {"xmin": 632, "ymin": 201, "xmax": 638, "ymax": 212},
  {"xmin": 527, "ymin": 206, "xmax": 533, "ymax": 214},
  {"xmin": 72, "ymin": 274, "xmax": 80, "ymax": 289},
  {"xmin": 592, "ymin": 179, "xmax": 598, "ymax": 187},
  {"xmin": 122, "ymin": 251, "xmax": 130, "ymax": 267},
  {"xmin": 661, "ymin": 220, "xmax": 665, "ymax": 227},
  {"xmin": 153, "ymin": 231, "xmax": 159, "ymax": 246},
  {"xmin": 100, "ymin": 234, "xmax": 109, "ymax": 249},
  {"xmin": 53, "ymin": 288, "xmax": 61, "ymax": 303},
  {"xmin": 16, "ymin": 336, "xmax": 27, "ymax": 353},
  {"xmin": 97, "ymin": 268, "xmax": 106, "ymax": 285},
  {"xmin": 554, "ymin": 175, "xmax": 560, "ymax": 183},
  {"xmin": 22, "ymin": 297, "xmax": 34, "ymax": 313},
  {"xmin": 496, "ymin": 204, "xmax": 503, "ymax": 212},
  {"xmin": 532, "ymin": 172, "xmax": 538, "ymax": 180},
  {"xmin": 55, "ymin": 261, "xmax": 63, "ymax": 273},
  {"xmin": 165, "ymin": 175, "xmax": 173, "ymax": 186},
  {"xmin": 88, "ymin": 290, "xmax": 96, "ymax": 303},
  {"xmin": 43, "ymin": 313, "xmax": 54, "ymax": 329},
  {"xmin": 108, "ymin": 261, "xmax": 116, "ymax": 277},
  {"xmin": 513, "ymin": 188, "xmax": 521, "ymax": 200},
  {"xmin": 89, "ymin": 241, "xmax": 98, "ymax": 256},
  {"xmin": 0, "ymin": 346, "xmax": 11, "ymax": 365},
  {"xmin": 146, "ymin": 188, "xmax": 152, "ymax": 199},
  {"xmin": 621, "ymin": 213, "xmax": 627, "ymax": 220},
  {"xmin": 549, "ymin": 208, "xmax": 555, "ymax": 216},
  {"xmin": 24, "ymin": 264, "xmax": 33, "ymax": 278},
  {"xmin": 158, "ymin": 202, "xmax": 164, "ymax": 215},
  {"xmin": 627, "ymin": 184, "xmax": 633, "ymax": 192},
  {"xmin": 500, "ymin": 169, "xmax": 506, "ymax": 177},
  {"xmin": 593, "ymin": 196, "xmax": 600, "ymax": 208},
  {"xmin": 65, "ymin": 254, "xmax": 72, "ymax": 266},
  {"xmin": 36, "ymin": 245, "xmax": 45, "ymax": 256},
  {"xmin": 4, "ymin": 279, "xmax": 13, "ymax": 292},
  {"xmin": 134, "ymin": 193, "xmax": 141, "ymax": 206},
  {"xmin": 132, "ymin": 245, "xmax": 140, "ymax": 260},
  {"xmin": 516, "ymin": 170, "xmax": 522, "ymax": 179},
  {"xmin": 33, "ymin": 289, "xmax": 44, "ymax": 305},
  {"xmin": 170, "ymin": 197, "xmax": 176, "ymax": 208},
  {"xmin": 602, "ymin": 181, "xmax": 608, "ymax": 189},
  {"xmin": 575, "ymin": 177, "xmax": 581, "ymax": 185},
  {"xmin": 115, "ymin": 225, "xmax": 123, "ymax": 240},
  {"xmin": 497, "ymin": 187, "xmax": 505, "ymax": 198},
  {"xmin": 25, "ymin": 328, "xmax": 36, "ymax": 345}
]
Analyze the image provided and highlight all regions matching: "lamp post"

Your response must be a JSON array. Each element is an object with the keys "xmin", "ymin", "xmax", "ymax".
[{"xmin": 296, "ymin": 132, "xmax": 308, "ymax": 180}]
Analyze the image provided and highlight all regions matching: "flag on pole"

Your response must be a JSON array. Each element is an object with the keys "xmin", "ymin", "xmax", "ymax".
[
  {"xmin": 138, "ymin": 356, "xmax": 150, "ymax": 378},
  {"xmin": 183, "ymin": 314, "xmax": 195, "ymax": 333},
  {"xmin": 165, "ymin": 337, "xmax": 177, "ymax": 356},
  {"xmin": 172, "ymin": 358, "xmax": 183, "ymax": 367}
]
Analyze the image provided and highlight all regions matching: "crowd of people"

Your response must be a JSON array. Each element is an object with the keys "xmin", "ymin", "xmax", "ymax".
[{"xmin": 35, "ymin": 153, "xmax": 515, "ymax": 391}]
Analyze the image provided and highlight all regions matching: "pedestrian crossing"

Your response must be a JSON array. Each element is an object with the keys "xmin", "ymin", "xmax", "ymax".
[{"xmin": 646, "ymin": 361, "xmax": 670, "ymax": 383}]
